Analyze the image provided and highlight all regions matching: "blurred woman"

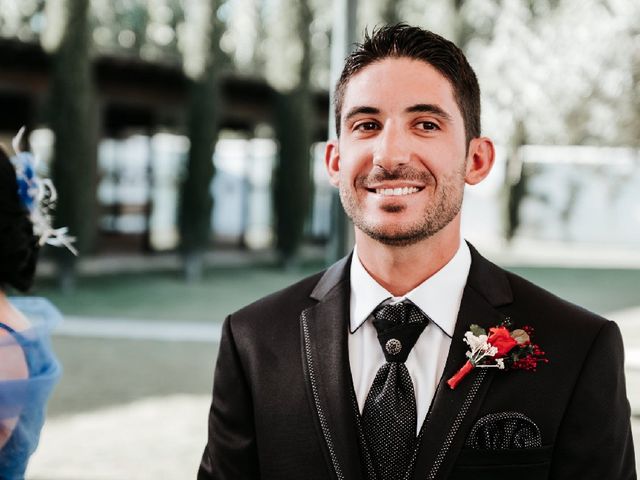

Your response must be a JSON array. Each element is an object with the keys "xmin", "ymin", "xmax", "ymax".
[{"xmin": 0, "ymin": 140, "xmax": 64, "ymax": 479}]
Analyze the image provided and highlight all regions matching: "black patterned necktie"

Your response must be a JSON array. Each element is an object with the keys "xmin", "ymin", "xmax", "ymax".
[{"xmin": 361, "ymin": 300, "xmax": 429, "ymax": 480}]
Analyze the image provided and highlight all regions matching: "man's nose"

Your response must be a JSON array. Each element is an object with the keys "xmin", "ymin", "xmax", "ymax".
[{"xmin": 372, "ymin": 124, "xmax": 411, "ymax": 171}]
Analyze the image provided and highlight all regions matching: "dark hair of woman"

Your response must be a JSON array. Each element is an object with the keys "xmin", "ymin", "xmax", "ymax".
[{"xmin": 0, "ymin": 147, "xmax": 38, "ymax": 292}]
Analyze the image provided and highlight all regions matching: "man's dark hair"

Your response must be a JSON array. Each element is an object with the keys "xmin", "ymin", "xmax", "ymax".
[{"xmin": 334, "ymin": 24, "xmax": 481, "ymax": 145}]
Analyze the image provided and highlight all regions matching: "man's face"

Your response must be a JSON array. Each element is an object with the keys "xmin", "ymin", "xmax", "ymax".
[{"xmin": 326, "ymin": 57, "xmax": 473, "ymax": 247}]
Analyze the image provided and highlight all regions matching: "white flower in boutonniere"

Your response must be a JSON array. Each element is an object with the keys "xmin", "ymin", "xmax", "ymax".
[
  {"xmin": 463, "ymin": 331, "xmax": 487, "ymax": 352},
  {"xmin": 447, "ymin": 321, "xmax": 548, "ymax": 390}
]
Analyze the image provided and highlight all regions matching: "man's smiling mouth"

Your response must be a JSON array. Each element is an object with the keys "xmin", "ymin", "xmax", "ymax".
[
  {"xmin": 360, "ymin": 166, "xmax": 432, "ymax": 197},
  {"xmin": 373, "ymin": 187, "xmax": 422, "ymax": 196}
]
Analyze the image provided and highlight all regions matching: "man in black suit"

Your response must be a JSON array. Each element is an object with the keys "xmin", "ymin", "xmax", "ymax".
[{"xmin": 198, "ymin": 24, "xmax": 636, "ymax": 479}]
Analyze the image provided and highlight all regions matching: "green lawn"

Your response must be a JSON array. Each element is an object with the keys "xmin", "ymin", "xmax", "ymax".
[
  {"xmin": 29, "ymin": 264, "xmax": 326, "ymax": 322},
  {"xmin": 507, "ymin": 266, "xmax": 640, "ymax": 315},
  {"xmin": 47, "ymin": 336, "xmax": 217, "ymax": 416}
]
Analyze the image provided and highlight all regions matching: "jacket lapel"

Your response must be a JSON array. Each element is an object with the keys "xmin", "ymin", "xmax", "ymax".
[
  {"xmin": 300, "ymin": 254, "xmax": 365, "ymax": 480},
  {"xmin": 411, "ymin": 244, "xmax": 514, "ymax": 480}
]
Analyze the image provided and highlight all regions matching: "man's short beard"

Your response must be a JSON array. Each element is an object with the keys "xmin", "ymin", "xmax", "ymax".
[{"xmin": 338, "ymin": 165, "xmax": 465, "ymax": 247}]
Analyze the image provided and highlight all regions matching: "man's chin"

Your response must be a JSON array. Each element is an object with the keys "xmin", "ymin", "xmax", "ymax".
[
  {"xmin": 372, "ymin": 236, "xmax": 425, "ymax": 247},
  {"xmin": 357, "ymin": 224, "xmax": 431, "ymax": 247}
]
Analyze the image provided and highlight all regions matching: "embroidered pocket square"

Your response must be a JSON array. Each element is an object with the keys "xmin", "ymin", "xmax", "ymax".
[{"xmin": 465, "ymin": 412, "xmax": 541, "ymax": 450}]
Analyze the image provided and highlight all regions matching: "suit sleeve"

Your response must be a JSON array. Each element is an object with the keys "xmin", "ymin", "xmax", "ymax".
[
  {"xmin": 198, "ymin": 316, "xmax": 260, "ymax": 479},
  {"xmin": 549, "ymin": 320, "xmax": 636, "ymax": 479}
]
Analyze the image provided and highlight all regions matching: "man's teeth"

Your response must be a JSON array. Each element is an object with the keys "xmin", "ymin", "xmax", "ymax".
[{"xmin": 375, "ymin": 187, "xmax": 420, "ymax": 196}]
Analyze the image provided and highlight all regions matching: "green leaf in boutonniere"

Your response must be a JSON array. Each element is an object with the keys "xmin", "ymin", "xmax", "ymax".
[{"xmin": 469, "ymin": 324, "xmax": 486, "ymax": 337}]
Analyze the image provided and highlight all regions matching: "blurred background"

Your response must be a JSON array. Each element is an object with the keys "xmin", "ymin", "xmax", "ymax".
[{"xmin": 0, "ymin": 0, "xmax": 638, "ymax": 477}]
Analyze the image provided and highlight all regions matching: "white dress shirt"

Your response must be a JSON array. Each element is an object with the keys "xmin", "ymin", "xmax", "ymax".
[{"xmin": 348, "ymin": 240, "xmax": 471, "ymax": 433}]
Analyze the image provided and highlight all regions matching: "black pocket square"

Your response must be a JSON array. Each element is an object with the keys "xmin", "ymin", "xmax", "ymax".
[{"xmin": 465, "ymin": 412, "xmax": 542, "ymax": 450}]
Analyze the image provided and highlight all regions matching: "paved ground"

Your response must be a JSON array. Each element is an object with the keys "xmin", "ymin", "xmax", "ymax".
[{"xmin": 27, "ymin": 395, "xmax": 211, "ymax": 480}]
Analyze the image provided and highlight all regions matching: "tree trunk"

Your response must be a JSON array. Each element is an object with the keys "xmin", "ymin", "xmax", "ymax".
[
  {"xmin": 273, "ymin": 0, "xmax": 314, "ymax": 267},
  {"xmin": 273, "ymin": 88, "xmax": 313, "ymax": 266},
  {"xmin": 504, "ymin": 119, "xmax": 528, "ymax": 241},
  {"xmin": 178, "ymin": 0, "xmax": 225, "ymax": 281},
  {"xmin": 179, "ymin": 74, "xmax": 220, "ymax": 278},
  {"xmin": 49, "ymin": 0, "xmax": 96, "ymax": 290}
]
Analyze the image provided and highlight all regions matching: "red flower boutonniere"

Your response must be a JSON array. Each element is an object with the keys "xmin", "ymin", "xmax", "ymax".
[{"xmin": 447, "ymin": 321, "xmax": 548, "ymax": 389}]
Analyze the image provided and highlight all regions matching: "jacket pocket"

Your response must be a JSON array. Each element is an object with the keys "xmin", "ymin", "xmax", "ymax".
[{"xmin": 449, "ymin": 445, "xmax": 553, "ymax": 480}]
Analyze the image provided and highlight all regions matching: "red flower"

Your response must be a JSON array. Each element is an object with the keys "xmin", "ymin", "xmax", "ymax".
[
  {"xmin": 487, "ymin": 327, "xmax": 518, "ymax": 357},
  {"xmin": 447, "ymin": 322, "xmax": 547, "ymax": 389}
]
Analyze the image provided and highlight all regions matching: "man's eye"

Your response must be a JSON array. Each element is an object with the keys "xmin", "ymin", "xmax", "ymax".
[
  {"xmin": 417, "ymin": 121, "xmax": 439, "ymax": 131},
  {"xmin": 354, "ymin": 122, "xmax": 379, "ymax": 131}
]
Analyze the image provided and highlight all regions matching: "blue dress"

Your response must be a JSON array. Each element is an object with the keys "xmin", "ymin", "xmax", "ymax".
[{"xmin": 0, "ymin": 297, "xmax": 62, "ymax": 480}]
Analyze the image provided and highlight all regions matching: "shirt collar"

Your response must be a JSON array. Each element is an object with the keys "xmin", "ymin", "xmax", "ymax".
[{"xmin": 349, "ymin": 240, "xmax": 471, "ymax": 337}]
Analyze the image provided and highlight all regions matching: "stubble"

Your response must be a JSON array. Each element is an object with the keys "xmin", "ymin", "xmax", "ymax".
[{"xmin": 339, "ymin": 164, "xmax": 466, "ymax": 247}]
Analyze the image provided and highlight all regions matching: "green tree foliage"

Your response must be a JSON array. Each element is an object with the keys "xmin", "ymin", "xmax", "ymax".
[
  {"xmin": 381, "ymin": 1, "xmax": 401, "ymax": 26},
  {"xmin": 90, "ymin": 0, "xmax": 183, "ymax": 60}
]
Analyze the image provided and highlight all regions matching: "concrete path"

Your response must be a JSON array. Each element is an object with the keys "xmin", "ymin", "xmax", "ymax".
[
  {"xmin": 58, "ymin": 316, "xmax": 222, "ymax": 343},
  {"xmin": 27, "ymin": 395, "xmax": 210, "ymax": 480}
]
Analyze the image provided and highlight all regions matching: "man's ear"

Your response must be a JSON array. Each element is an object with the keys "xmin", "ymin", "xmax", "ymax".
[
  {"xmin": 325, "ymin": 139, "xmax": 340, "ymax": 187},
  {"xmin": 465, "ymin": 137, "xmax": 495, "ymax": 185}
]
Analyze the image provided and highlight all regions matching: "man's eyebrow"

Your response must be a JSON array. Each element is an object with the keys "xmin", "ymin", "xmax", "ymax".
[
  {"xmin": 406, "ymin": 104, "xmax": 452, "ymax": 121},
  {"xmin": 344, "ymin": 106, "xmax": 380, "ymax": 122}
]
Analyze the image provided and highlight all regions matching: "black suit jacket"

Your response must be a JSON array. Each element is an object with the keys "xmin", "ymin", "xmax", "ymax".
[{"xmin": 198, "ymin": 245, "xmax": 636, "ymax": 479}]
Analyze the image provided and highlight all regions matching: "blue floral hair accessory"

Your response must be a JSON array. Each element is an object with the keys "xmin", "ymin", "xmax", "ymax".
[{"xmin": 10, "ymin": 127, "xmax": 77, "ymax": 255}]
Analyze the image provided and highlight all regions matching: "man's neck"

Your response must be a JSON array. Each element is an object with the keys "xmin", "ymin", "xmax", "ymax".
[{"xmin": 354, "ymin": 227, "xmax": 461, "ymax": 297}]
